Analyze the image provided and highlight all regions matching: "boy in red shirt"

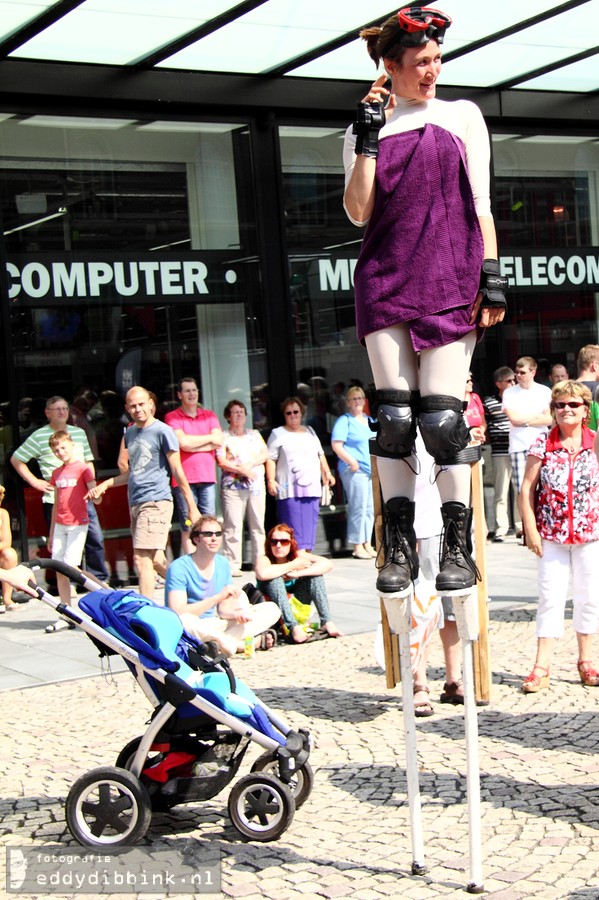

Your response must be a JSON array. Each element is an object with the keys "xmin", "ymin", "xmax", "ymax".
[{"xmin": 47, "ymin": 430, "xmax": 100, "ymax": 632}]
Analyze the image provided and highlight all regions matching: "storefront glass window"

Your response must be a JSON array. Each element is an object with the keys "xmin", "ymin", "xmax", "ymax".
[
  {"xmin": 280, "ymin": 125, "xmax": 370, "ymax": 448},
  {"xmin": 492, "ymin": 134, "xmax": 599, "ymax": 383},
  {"xmin": 0, "ymin": 115, "xmax": 266, "ymax": 553}
]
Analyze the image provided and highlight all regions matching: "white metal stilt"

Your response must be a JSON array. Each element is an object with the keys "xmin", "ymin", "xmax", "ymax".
[
  {"xmin": 453, "ymin": 590, "xmax": 485, "ymax": 894},
  {"xmin": 382, "ymin": 592, "xmax": 427, "ymax": 876}
]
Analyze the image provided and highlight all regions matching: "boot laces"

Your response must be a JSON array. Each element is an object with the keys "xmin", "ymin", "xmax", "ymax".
[
  {"xmin": 377, "ymin": 518, "xmax": 412, "ymax": 572},
  {"xmin": 440, "ymin": 518, "xmax": 481, "ymax": 581}
]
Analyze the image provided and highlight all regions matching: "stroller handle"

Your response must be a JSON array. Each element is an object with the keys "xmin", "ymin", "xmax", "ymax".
[{"xmin": 22, "ymin": 558, "xmax": 105, "ymax": 588}]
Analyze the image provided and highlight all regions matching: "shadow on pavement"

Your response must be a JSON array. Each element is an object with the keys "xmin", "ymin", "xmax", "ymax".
[{"xmin": 255, "ymin": 686, "xmax": 393, "ymax": 723}]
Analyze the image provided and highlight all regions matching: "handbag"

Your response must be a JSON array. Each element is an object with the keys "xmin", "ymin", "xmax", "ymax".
[{"xmin": 321, "ymin": 483, "xmax": 332, "ymax": 507}]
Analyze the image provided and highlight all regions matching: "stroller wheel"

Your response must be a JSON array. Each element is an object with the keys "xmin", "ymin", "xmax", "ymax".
[
  {"xmin": 250, "ymin": 752, "xmax": 314, "ymax": 808},
  {"xmin": 66, "ymin": 766, "xmax": 152, "ymax": 848},
  {"xmin": 228, "ymin": 773, "xmax": 295, "ymax": 842}
]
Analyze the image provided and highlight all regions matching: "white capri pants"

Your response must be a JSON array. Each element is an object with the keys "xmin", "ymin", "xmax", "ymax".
[
  {"xmin": 537, "ymin": 539, "xmax": 599, "ymax": 638},
  {"xmin": 52, "ymin": 523, "xmax": 88, "ymax": 568}
]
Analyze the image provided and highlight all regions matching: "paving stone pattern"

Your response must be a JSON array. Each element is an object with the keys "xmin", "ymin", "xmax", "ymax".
[{"xmin": 1, "ymin": 541, "xmax": 599, "ymax": 899}]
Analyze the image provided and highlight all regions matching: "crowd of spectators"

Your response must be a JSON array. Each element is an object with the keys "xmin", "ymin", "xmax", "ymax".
[{"xmin": 3, "ymin": 349, "xmax": 599, "ymax": 677}]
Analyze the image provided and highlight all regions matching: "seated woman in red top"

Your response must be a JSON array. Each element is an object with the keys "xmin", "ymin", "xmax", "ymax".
[{"xmin": 521, "ymin": 381, "xmax": 599, "ymax": 691}]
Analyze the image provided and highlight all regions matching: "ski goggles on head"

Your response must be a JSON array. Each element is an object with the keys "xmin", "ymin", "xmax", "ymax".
[{"xmin": 396, "ymin": 6, "xmax": 452, "ymax": 46}]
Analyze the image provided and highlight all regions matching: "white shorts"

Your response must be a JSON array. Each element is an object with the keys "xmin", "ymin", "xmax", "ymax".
[
  {"xmin": 52, "ymin": 523, "xmax": 88, "ymax": 569},
  {"xmin": 179, "ymin": 596, "xmax": 280, "ymax": 657},
  {"xmin": 537, "ymin": 539, "xmax": 599, "ymax": 638}
]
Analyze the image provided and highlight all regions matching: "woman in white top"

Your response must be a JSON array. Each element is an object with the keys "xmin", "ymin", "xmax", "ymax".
[
  {"xmin": 217, "ymin": 399, "xmax": 268, "ymax": 576},
  {"xmin": 266, "ymin": 396, "xmax": 335, "ymax": 551}
]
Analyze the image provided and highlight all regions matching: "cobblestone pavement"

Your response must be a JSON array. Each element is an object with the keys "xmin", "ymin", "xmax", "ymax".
[{"xmin": 3, "ymin": 593, "xmax": 599, "ymax": 899}]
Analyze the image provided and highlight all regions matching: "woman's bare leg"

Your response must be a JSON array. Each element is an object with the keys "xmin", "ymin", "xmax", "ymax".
[
  {"xmin": 365, "ymin": 324, "xmax": 419, "ymax": 503},
  {"xmin": 419, "ymin": 331, "xmax": 476, "ymax": 504}
]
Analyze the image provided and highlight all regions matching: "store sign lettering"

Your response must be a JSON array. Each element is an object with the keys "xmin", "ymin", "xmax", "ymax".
[
  {"xmin": 317, "ymin": 250, "xmax": 599, "ymax": 294},
  {"xmin": 6, "ymin": 259, "xmax": 210, "ymax": 300},
  {"xmin": 500, "ymin": 255, "xmax": 599, "ymax": 288}
]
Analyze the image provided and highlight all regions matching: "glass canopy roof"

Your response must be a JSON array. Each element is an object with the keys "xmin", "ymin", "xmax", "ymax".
[{"xmin": 1, "ymin": 0, "xmax": 598, "ymax": 93}]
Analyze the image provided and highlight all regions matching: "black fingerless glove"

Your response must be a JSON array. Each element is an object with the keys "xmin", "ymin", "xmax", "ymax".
[
  {"xmin": 479, "ymin": 259, "xmax": 508, "ymax": 310},
  {"xmin": 352, "ymin": 101, "xmax": 386, "ymax": 158}
]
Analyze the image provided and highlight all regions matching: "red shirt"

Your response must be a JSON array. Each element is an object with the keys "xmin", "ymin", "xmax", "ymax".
[
  {"xmin": 464, "ymin": 392, "xmax": 485, "ymax": 429},
  {"xmin": 51, "ymin": 460, "xmax": 94, "ymax": 526}
]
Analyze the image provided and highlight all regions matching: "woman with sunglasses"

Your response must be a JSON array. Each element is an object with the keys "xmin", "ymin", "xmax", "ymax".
[
  {"xmin": 266, "ymin": 397, "xmax": 335, "ymax": 552},
  {"xmin": 165, "ymin": 515, "xmax": 280, "ymax": 656},
  {"xmin": 255, "ymin": 524, "xmax": 342, "ymax": 644},
  {"xmin": 520, "ymin": 382, "xmax": 599, "ymax": 691},
  {"xmin": 343, "ymin": 7, "xmax": 506, "ymax": 599}
]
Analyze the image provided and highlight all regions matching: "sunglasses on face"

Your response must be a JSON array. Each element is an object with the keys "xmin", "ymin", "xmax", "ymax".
[
  {"xmin": 270, "ymin": 538, "xmax": 291, "ymax": 546},
  {"xmin": 285, "ymin": 410, "xmax": 301, "ymax": 416},
  {"xmin": 554, "ymin": 401, "xmax": 585, "ymax": 410},
  {"xmin": 198, "ymin": 530, "xmax": 223, "ymax": 538}
]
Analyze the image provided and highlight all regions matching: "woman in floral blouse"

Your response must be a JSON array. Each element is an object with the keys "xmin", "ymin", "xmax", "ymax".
[{"xmin": 520, "ymin": 381, "xmax": 599, "ymax": 691}]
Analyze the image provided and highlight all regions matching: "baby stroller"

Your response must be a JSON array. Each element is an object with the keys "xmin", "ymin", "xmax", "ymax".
[{"xmin": 24, "ymin": 559, "xmax": 313, "ymax": 848}]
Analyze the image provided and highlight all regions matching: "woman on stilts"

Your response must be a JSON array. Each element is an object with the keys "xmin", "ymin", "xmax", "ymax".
[{"xmin": 343, "ymin": 6, "xmax": 507, "ymax": 596}]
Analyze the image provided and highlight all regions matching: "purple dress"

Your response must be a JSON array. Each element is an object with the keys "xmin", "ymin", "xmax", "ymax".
[
  {"xmin": 267, "ymin": 426, "xmax": 324, "ymax": 551},
  {"xmin": 354, "ymin": 124, "xmax": 484, "ymax": 349}
]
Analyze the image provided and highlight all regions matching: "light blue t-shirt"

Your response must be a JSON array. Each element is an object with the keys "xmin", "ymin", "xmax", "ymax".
[
  {"xmin": 331, "ymin": 413, "xmax": 373, "ymax": 476},
  {"xmin": 165, "ymin": 553, "xmax": 232, "ymax": 619},
  {"xmin": 124, "ymin": 419, "xmax": 179, "ymax": 506}
]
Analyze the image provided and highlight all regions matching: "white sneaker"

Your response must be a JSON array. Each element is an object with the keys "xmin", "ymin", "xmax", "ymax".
[{"xmin": 44, "ymin": 619, "xmax": 74, "ymax": 633}]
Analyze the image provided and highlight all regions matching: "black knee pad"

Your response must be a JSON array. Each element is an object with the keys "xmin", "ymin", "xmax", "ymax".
[
  {"xmin": 418, "ymin": 395, "xmax": 471, "ymax": 465},
  {"xmin": 370, "ymin": 390, "xmax": 418, "ymax": 459}
]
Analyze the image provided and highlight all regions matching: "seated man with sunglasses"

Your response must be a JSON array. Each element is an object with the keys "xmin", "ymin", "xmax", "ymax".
[{"xmin": 165, "ymin": 515, "xmax": 280, "ymax": 657}]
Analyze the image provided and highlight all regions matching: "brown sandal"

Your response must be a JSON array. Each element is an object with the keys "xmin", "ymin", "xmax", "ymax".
[
  {"xmin": 440, "ymin": 680, "xmax": 464, "ymax": 705},
  {"xmin": 578, "ymin": 660, "xmax": 599, "ymax": 687},
  {"xmin": 522, "ymin": 665, "xmax": 550, "ymax": 693},
  {"xmin": 258, "ymin": 628, "xmax": 278, "ymax": 651},
  {"xmin": 413, "ymin": 684, "xmax": 434, "ymax": 718}
]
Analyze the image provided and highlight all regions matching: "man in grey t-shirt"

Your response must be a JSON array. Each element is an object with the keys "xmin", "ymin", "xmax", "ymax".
[{"xmin": 88, "ymin": 386, "xmax": 199, "ymax": 599}]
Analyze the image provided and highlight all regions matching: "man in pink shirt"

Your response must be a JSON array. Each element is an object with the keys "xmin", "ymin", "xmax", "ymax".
[{"xmin": 164, "ymin": 378, "xmax": 223, "ymax": 554}]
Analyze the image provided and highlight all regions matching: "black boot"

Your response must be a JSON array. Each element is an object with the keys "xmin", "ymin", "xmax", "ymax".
[
  {"xmin": 437, "ymin": 502, "xmax": 480, "ymax": 592},
  {"xmin": 376, "ymin": 497, "xmax": 419, "ymax": 595}
]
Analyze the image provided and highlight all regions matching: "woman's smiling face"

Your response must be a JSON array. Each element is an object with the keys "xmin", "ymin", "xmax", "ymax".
[
  {"xmin": 389, "ymin": 40, "xmax": 442, "ymax": 103},
  {"xmin": 553, "ymin": 396, "xmax": 587, "ymax": 426}
]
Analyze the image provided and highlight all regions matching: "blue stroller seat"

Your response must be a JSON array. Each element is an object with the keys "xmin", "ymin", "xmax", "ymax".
[{"xmin": 79, "ymin": 589, "xmax": 283, "ymax": 739}]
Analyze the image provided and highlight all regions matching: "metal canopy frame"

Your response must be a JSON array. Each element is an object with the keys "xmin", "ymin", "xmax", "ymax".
[{"xmin": 0, "ymin": 0, "xmax": 596, "ymax": 120}]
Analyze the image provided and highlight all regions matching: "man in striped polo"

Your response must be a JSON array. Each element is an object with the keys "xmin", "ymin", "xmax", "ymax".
[{"xmin": 11, "ymin": 395, "xmax": 108, "ymax": 582}]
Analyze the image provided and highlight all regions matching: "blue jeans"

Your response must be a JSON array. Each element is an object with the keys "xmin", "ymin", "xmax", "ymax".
[
  {"xmin": 173, "ymin": 483, "xmax": 215, "ymax": 530},
  {"xmin": 257, "ymin": 575, "xmax": 331, "ymax": 630},
  {"xmin": 85, "ymin": 502, "xmax": 108, "ymax": 580},
  {"xmin": 340, "ymin": 468, "xmax": 374, "ymax": 545}
]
